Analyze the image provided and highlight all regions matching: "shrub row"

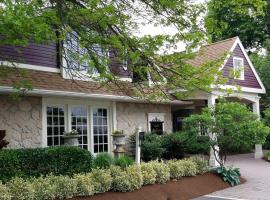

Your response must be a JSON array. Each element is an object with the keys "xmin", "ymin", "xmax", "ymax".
[
  {"xmin": 139, "ymin": 132, "xmax": 210, "ymax": 161},
  {"xmin": 0, "ymin": 157, "xmax": 208, "ymax": 200},
  {"xmin": 0, "ymin": 146, "xmax": 93, "ymax": 182}
]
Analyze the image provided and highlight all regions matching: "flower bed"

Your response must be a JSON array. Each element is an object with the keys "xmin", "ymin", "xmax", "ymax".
[{"xmin": 0, "ymin": 157, "xmax": 208, "ymax": 200}]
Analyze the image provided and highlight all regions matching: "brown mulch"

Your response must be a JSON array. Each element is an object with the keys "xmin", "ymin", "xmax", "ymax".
[{"xmin": 71, "ymin": 172, "xmax": 246, "ymax": 200}]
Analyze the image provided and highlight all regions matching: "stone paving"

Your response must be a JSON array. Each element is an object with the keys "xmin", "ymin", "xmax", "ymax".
[{"xmin": 196, "ymin": 153, "xmax": 270, "ymax": 200}]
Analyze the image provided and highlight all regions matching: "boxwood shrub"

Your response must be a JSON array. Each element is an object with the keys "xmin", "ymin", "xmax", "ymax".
[{"xmin": 0, "ymin": 146, "xmax": 93, "ymax": 182}]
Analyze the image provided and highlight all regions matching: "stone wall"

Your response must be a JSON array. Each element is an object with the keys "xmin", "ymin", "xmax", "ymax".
[
  {"xmin": 116, "ymin": 102, "xmax": 172, "ymax": 136},
  {"xmin": 0, "ymin": 96, "xmax": 42, "ymax": 148}
]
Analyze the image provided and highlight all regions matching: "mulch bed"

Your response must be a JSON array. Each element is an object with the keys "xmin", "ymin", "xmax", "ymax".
[{"xmin": 71, "ymin": 172, "xmax": 246, "ymax": 200}]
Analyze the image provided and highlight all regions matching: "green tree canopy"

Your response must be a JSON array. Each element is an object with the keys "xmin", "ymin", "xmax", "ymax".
[
  {"xmin": 0, "ymin": 0, "xmax": 225, "ymax": 101},
  {"xmin": 183, "ymin": 101, "xmax": 270, "ymax": 166},
  {"xmin": 205, "ymin": 0, "xmax": 268, "ymax": 49}
]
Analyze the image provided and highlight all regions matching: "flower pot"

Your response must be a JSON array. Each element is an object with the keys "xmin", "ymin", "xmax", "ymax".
[
  {"xmin": 62, "ymin": 135, "xmax": 80, "ymax": 146},
  {"xmin": 112, "ymin": 134, "xmax": 126, "ymax": 145}
]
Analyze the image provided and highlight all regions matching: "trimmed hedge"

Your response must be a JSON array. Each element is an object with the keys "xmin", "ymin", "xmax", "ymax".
[
  {"xmin": 0, "ymin": 157, "xmax": 210, "ymax": 200},
  {"xmin": 0, "ymin": 146, "xmax": 93, "ymax": 182}
]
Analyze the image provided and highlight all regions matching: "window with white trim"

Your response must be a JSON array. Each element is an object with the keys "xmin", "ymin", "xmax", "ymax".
[
  {"xmin": 46, "ymin": 106, "xmax": 65, "ymax": 146},
  {"xmin": 233, "ymin": 57, "xmax": 244, "ymax": 80},
  {"xmin": 93, "ymin": 108, "xmax": 109, "ymax": 153},
  {"xmin": 71, "ymin": 106, "xmax": 88, "ymax": 150},
  {"xmin": 65, "ymin": 32, "xmax": 108, "ymax": 77},
  {"xmin": 45, "ymin": 104, "xmax": 110, "ymax": 154}
]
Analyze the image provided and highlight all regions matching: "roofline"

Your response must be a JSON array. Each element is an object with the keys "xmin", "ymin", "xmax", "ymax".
[
  {"xmin": 0, "ymin": 86, "xmax": 193, "ymax": 105},
  {"xmin": 203, "ymin": 36, "xmax": 238, "ymax": 47}
]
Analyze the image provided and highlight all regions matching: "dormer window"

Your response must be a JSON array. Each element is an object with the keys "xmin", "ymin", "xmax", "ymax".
[
  {"xmin": 233, "ymin": 57, "xmax": 244, "ymax": 80},
  {"xmin": 64, "ymin": 32, "xmax": 109, "ymax": 79}
]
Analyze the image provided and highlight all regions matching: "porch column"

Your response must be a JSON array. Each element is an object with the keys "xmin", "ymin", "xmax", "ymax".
[
  {"xmin": 253, "ymin": 98, "xmax": 263, "ymax": 159},
  {"xmin": 208, "ymin": 94, "xmax": 220, "ymax": 167}
]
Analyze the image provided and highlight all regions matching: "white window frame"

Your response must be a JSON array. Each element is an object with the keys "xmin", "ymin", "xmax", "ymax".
[
  {"xmin": 233, "ymin": 57, "xmax": 244, "ymax": 80},
  {"xmin": 42, "ymin": 98, "xmax": 112, "ymax": 154},
  {"xmin": 70, "ymin": 105, "xmax": 89, "ymax": 150},
  {"xmin": 91, "ymin": 107, "xmax": 110, "ymax": 154},
  {"xmin": 63, "ymin": 33, "xmax": 110, "ymax": 81}
]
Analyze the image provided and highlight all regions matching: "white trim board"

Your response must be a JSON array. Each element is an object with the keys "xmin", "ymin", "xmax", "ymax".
[{"xmin": 0, "ymin": 61, "xmax": 60, "ymax": 73}]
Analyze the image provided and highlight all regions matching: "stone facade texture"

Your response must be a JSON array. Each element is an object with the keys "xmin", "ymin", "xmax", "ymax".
[
  {"xmin": 0, "ymin": 96, "xmax": 42, "ymax": 148},
  {"xmin": 116, "ymin": 102, "xmax": 172, "ymax": 136}
]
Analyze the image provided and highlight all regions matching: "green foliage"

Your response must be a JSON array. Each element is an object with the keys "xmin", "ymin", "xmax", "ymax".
[
  {"xmin": 0, "ymin": 181, "xmax": 11, "ymax": 200},
  {"xmin": 206, "ymin": 0, "xmax": 267, "ymax": 49},
  {"xmin": 110, "ymin": 165, "xmax": 142, "ymax": 192},
  {"xmin": 6, "ymin": 177, "xmax": 34, "ymax": 200},
  {"xmin": 114, "ymin": 156, "xmax": 134, "ymax": 168},
  {"xmin": 140, "ymin": 132, "xmax": 210, "ymax": 161},
  {"xmin": 73, "ymin": 173, "xmax": 95, "ymax": 197},
  {"xmin": 162, "ymin": 132, "xmax": 210, "ymax": 159},
  {"xmin": 167, "ymin": 160, "xmax": 185, "ymax": 179},
  {"xmin": 0, "ymin": 146, "xmax": 93, "ymax": 182},
  {"xmin": 149, "ymin": 160, "xmax": 170, "ymax": 184},
  {"xmin": 0, "ymin": 0, "xmax": 223, "ymax": 100},
  {"xmin": 94, "ymin": 153, "xmax": 114, "ymax": 169},
  {"xmin": 46, "ymin": 175, "xmax": 77, "ymax": 199},
  {"xmin": 189, "ymin": 156, "xmax": 209, "ymax": 175},
  {"xmin": 215, "ymin": 166, "xmax": 241, "ymax": 186},
  {"xmin": 141, "ymin": 134, "xmax": 165, "ymax": 161},
  {"xmin": 184, "ymin": 102, "xmax": 270, "ymax": 165},
  {"xmin": 140, "ymin": 162, "xmax": 157, "ymax": 185},
  {"xmin": 181, "ymin": 159, "xmax": 197, "ymax": 176},
  {"xmin": 31, "ymin": 177, "xmax": 56, "ymax": 200},
  {"xmin": 0, "ymin": 158, "xmax": 208, "ymax": 199},
  {"xmin": 90, "ymin": 169, "xmax": 112, "ymax": 193},
  {"xmin": 264, "ymin": 151, "xmax": 270, "ymax": 161}
]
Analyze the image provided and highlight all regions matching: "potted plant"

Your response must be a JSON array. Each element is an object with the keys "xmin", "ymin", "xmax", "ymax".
[
  {"xmin": 111, "ymin": 130, "xmax": 126, "ymax": 157},
  {"xmin": 112, "ymin": 130, "xmax": 126, "ymax": 145},
  {"xmin": 62, "ymin": 129, "xmax": 80, "ymax": 146}
]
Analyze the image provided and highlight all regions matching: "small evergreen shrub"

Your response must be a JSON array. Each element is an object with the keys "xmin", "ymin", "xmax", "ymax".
[
  {"xmin": 189, "ymin": 156, "xmax": 209, "ymax": 174},
  {"xmin": 46, "ymin": 175, "xmax": 77, "ymax": 199},
  {"xmin": 111, "ymin": 165, "xmax": 142, "ymax": 192},
  {"xmin": 90, "ymin": 169, "xmax": 112, "ymax": 193},
  {"xmin": 31, "ymin": 177, "xmax": 56, "ymax": 200},
  {"xmin": 181, "ymin": 159, "xmax": 197, "ymax": 176},
  {"xmin": 141, "ymin": 134, "xmax": 165, "ymax": 161},
  {"xmin": 140, "ymin": 162, "xmax": 157, "ymax": 185},
  {"xmin": 0, "ymin": 146, "xmax": 93, "ymax": 182},
  {"xmin": 167, "ymin": 160, "xmax": 185, "ymax": 180},
  {"xmin": 74, "ymin": 173, "xmax": 94, "ymax": 197},
  {"xmin": 0, "ymin": 181, "xmax": 11, "ymax": 200},
  {"xmin": 114, "ymin": 156, "xmax": 134, "ymax": 168},
  {"xmin": 6, "ymin": 177, "xmax": 34, "ymax": 200},
  {"xmin": 149, "ymin": 160, "xmax": 170, "ymax": 184},
  {"xmin": 93, "ymin": 153, "xmax": 114, "ymax": 169}
]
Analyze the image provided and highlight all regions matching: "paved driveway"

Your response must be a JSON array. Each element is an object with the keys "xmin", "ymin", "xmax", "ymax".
[{"xmin": 195, "ymin": 153, "xmax": 270, "ymax": 200}]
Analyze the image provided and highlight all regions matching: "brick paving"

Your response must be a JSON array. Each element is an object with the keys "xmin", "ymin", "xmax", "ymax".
[{"xmin": 196, "ymin": 153, "xmax": 270, "ymax": 200}]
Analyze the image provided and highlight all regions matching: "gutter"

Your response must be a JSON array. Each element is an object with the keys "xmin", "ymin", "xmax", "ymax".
[{"xmin": 0, "ymin": 86, "xmax": 193, "ymax": 105}]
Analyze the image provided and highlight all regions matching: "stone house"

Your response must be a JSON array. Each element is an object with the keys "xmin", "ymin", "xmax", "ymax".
[{"xmin": 0, "ymin": 37, "xmax": 265, "ymax": 161}]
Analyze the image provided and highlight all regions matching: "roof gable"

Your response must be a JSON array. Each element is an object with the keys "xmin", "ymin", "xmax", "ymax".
[{"xmin": 189, "ymin": 37, "xmax": 265, "ymax": 94}]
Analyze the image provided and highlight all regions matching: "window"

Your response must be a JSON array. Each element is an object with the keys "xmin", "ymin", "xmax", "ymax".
[
  {"xmin": 233, "ymin": 57, "xmax": 244, "ymax": 80},
  {"xmin": 93, "ymin": 108, "xmax": 109, "ymax": 153},
  {"xmin": 71, "ymin": 106, "xmax": 88, "ymax": 150},
  {"xmin": 65, "ymin": 32, "xmax": 108, "ymax": 76},
  {"xmin": 46, "ymin": 106, "xmax": 65, "ymax": 146},
  {"xmin": 45, "ymin": 103, "xmax": 111, "ymax": 153}
]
